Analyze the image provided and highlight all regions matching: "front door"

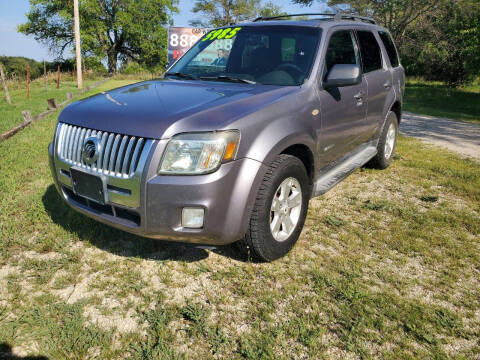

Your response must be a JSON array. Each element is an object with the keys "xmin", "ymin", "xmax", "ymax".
[{"xmin": 316, "ymin": 29, "xmax": 367, "ymax": 166}]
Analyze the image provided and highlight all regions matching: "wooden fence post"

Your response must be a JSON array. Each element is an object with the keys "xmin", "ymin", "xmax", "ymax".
[
  {"xmin": 0, "ymin": 63, "xmax": 11, "ymax": 105},
  {"xmin": 47, "ymin": 98, "xmax": 57, "ymax": 109},
  {"xmin": 56, "ymin": 65, "xmax": 60, "ymax": 89},
  {"xmin": 22, "ymin": 110, "xmax": 32, "ymax": 124},
  {"xmin": 43, "ymin": 60, "xmax": 47, "ymax": 91},
  {"xmin": 26, "ymin": 65, "xmax": 30, "ymax": 99}
]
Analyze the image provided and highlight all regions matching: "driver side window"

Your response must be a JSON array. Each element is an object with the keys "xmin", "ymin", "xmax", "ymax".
[{"xmin": 324, "ymin": 30, "xmax": 359, "ymax": 77}]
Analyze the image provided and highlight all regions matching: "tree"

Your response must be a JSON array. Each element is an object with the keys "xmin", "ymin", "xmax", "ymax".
[
  {"xmin": 292, "ymin": 0, "xmax": 480, "ymax": 85},
  {"xmin": 410, "ymin": 0, "xmax": 480, "ymax": 84},
  {"xmin": 190, "ymin": 0, "xmax": 285, "ymax": 27},
  {"xmin": 19, "ymin": 0, "xmax": 178, "ymax": 73},
  {"xmin": 293, "ymin": 0, "xmax": 443, "ymax": 48}
]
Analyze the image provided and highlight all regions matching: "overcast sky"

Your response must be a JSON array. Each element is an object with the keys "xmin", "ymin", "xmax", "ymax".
[{"xmin": 0, "ymin": 0, "xmax": 326, "ymax": 61}]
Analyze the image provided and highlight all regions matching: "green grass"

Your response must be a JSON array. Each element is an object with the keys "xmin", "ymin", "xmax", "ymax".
[
  {"xmin": 404, "ymin": 79, "xmax": 480, "ymax": 123},
  {"xmin": 0, "ymin": 78, "xmax": 479, "ymax": 359},
  {"xmin": 0, "ymin": 75, "xmax": 138, "ymax": 135}
]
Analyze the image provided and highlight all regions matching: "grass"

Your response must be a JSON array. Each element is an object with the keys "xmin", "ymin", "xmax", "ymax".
[
  {"xmin": 0, "ymin": 78, "xmax": 479, "ymax": 359},
  {"xmin": 404, "ymin": 79, "xmax": 480, "ymax": 123},
  {"xmin": 0, "ymin": 74, "xmax": 142, "ymax": 135}
]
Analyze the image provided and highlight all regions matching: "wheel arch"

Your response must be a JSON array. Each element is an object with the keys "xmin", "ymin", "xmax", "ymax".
[
  {"xmin": 280, "ymin": 144, "xmax": 315, "ymax": 183},
  {"xmin": 390, "ymin": 100, "xmax": 402, "ymax": 124},
  {"xmin": 259, "ymin": 133, "xmax": 317, "ymax": 184}
]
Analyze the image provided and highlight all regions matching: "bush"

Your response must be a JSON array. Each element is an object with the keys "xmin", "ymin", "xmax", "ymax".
[{"xmin": 120, "ymin": 62, "xmax": 148, "ymax": 75}]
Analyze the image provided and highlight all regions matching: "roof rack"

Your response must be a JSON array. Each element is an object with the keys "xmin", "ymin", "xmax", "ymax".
[{"xmin": 253, "ymin": 13, "xmax": 376, "ymax": 25}]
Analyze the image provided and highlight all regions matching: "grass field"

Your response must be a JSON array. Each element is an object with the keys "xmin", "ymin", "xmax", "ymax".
[
  {"xmin": 0, "ymin": 75, "xmax": 110, "ymax": 135},
  {"xmin": 404, "ymin": 79, "xmax": 480, "ymax": 123},
  {"xmin": 0, "ymin": 79, "xmax": 479, "ymax": 359}
]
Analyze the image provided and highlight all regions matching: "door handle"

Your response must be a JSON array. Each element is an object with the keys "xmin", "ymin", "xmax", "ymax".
[
  {"xmin": 384, "ymin": 82, "xmax": 392, "ymax": 89},
  {"xmin": 354, "ymin": 91, "xmax": 364, "ymax": 100}
]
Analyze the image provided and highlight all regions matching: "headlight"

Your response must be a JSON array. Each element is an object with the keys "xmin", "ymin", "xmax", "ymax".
[{"xmin": 159, "ymin": 131, "xmax": 240, "ymax": 175}]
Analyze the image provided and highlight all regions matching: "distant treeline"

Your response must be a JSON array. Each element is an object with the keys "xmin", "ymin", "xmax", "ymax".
[{"xmin": 0, "ymin": 56, "xmax": 107, "ymax": 81}]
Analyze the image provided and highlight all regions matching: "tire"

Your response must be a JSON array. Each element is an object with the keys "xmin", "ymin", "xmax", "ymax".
[
  {"xmin": 240, "ymin": 154, "xmax": 310, "ymax": 262},
  {"xmin": 367, "ymin": 111, "xmax": 399, "ymax": 170}
]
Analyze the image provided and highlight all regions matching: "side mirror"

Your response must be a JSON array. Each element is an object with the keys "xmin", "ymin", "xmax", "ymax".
[{"xmin": 324, "ymin": 64, "xmax": 361, "ymax": 88}]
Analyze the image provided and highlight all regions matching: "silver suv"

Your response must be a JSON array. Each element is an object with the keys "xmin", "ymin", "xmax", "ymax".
[{"xmin": 48, "ymin": 13, "xmax": 405, "ymax": 261}]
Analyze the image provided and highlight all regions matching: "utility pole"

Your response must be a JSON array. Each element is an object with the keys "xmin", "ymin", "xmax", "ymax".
[{"xmin": 73, "ymin": 0, "xmax": 83, "ymax": 89}]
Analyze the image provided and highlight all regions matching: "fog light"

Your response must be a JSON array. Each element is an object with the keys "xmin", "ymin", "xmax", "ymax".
[{"xmin": 182, "ymin": 208, "xmax": 204, "ymax": 229}]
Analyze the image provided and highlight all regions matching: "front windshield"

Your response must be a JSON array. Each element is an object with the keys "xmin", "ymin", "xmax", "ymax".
[{"xmin": 168, "ymin": 26, "xmax": 321, "ymax": 86}]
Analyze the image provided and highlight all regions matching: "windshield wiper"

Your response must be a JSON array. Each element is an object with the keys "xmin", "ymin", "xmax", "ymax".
[
  {"xmin": 199, "ymin": 75, "xmax": 256, "ymax": 84},
  {"xmin": 164, "ymin": 72, "xmax": 198, "ymax": 80}
]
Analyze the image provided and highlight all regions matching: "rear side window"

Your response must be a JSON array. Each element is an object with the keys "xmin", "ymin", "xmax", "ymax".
[
  {"xmin": 325, "ymin": 30, "xmax": 359, "ymax": 74},
  {"xmin": 378, "ymin": 31, "xmax": 399, "ymax": 67},
  {"xmin": 356, "ymin": 31, "xmax": 383, "ymax": 73}
]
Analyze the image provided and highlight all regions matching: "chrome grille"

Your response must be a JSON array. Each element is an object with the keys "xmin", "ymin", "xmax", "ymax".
[{"xmin": 57, "ymin": 123, "xmax": 152, "ymax": 178}]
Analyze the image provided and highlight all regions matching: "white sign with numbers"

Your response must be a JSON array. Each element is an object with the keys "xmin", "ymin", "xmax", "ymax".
[{"xmin": 167, "ymin": 27, "xmax": 209, "ymax": 65}]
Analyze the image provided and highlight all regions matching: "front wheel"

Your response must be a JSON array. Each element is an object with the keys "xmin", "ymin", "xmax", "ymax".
[
  {"xmin": 240, "ymin": 154, "xmax": 310, "ymax": 262},
  {"xmin": 367, "ymin": 111, "xmax": 399, "ymax": 169}
]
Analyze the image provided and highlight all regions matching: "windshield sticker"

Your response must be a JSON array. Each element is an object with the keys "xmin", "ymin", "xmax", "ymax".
[{"xmin": 202, "ymin": 27, "xmax": 242, "ymax": 42}]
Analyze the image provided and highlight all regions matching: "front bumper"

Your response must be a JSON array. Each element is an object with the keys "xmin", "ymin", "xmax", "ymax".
[{"xmin": 48, "ymin": 140, "xmax": 266, "ymax": 245}]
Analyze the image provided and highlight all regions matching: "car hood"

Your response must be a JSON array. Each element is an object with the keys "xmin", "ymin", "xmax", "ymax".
[{"xmin": 58, "ymin": 79, "xmax": 299, "ymax": 139}]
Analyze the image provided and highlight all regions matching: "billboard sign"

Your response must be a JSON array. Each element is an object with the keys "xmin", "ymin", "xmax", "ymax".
[{"xmin": 167, "ymin": 27, "xmax": 209, "ymax": 65}]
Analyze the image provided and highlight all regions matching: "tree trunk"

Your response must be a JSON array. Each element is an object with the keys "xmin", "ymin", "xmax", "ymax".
[{"xmin": 107, "ymin": 50, "xmax": 118, "ymax": 74}]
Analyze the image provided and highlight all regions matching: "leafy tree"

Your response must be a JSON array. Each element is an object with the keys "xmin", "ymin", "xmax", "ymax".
[
  {"xmin": 293, "ymin": 0, "xmax": 444, "ymax": 48},
  {"xmin": 258, "ymin": 2, "xmax": 286, "ymax": 19},
  {"xmin": 19, "ymin": 0, "xmax": 178, "ymax": 73},
  {"xmin": 0, "ymin": 56, "xmax": 42, "ymax": 80},
  {"xmin": 190, "ymin": 0, "xmax": 285, "ymax": 27},
  {"xmin": 410, "ymin": 0, "xmax": 480, "ymax": 84},
  {"xmin": 292, "ymin": 0, "xmax": 480, "ymax": 85}
]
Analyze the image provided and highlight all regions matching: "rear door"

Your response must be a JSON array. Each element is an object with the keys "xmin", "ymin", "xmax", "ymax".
[
  {"xmin": 316, "ymin": 29, "xmax": 368, "ymax": 165},
  {"xmin": 378, "ymin": 30, "xmax": 405, "ymax": 103},
  {"xmin": 355, "ymin": 30, "xmax": 392, "ymax": 142}
]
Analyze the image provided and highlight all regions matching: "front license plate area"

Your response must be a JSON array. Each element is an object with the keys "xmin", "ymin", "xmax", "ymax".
[{"xmin": 70, "ymin": 167, "xmax": 107, "ymax": 205}]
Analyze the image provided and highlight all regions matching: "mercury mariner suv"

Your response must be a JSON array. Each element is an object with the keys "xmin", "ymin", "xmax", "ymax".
[{"xmin": 48, "ymin": 13, "xmax": 405, "ymax": 261}]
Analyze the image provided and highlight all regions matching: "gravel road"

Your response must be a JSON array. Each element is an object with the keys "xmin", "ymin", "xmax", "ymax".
[{"xmin": 400, "ymin": 112, "xmax": 480, "ymax": 161}]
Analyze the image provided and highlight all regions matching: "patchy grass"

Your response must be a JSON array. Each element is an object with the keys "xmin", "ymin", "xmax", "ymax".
[
  {"xmin": 0, "ymin": 75, "xmax": 112, "ymax": 134},
  {"xmin": 0, "ymin": 78, "xmax": 479, "ymax": 358},
  {"xmin": 404, "ymin": 79, "xmax": 480, "ymax": 123}
]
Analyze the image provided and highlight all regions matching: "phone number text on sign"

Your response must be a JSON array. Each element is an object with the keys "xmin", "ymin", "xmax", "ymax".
[{"xmin": 167, "ymin": 27, "xmax": 209, "ymax": 65}]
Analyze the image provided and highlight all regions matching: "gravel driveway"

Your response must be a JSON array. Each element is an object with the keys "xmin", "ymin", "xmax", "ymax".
[{"xmin": 400, "ymin": 112, "xmax": 480, "ymax": 161}]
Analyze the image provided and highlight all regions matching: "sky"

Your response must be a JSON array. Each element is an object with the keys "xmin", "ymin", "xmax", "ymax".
[{"xmin": 0, "ymin": 0, "xmax": 327, "ymax": 62}]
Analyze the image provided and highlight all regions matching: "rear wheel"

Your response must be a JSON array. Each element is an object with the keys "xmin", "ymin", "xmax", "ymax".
[
  {"xmin": 241, "ymin": 154, "xmax": 310, "ymax": 262},
  {"xmin": 367, "ymin": 111, "xmax": 398, "ymax": 169}
]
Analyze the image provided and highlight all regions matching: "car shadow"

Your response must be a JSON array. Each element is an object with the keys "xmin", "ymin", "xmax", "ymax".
[
  {"xmin": 42, "ymin": 185, "xmax": 247, "ymax": 263},
  {"xmin": 0, "ymin": 343, "xmax": 48, "ymax": 360}
]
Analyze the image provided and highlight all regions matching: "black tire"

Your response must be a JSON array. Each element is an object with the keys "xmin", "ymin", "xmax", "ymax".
[
  {"xmin": 367, "ymin": 111, "xmax": 399, "ymax": 169},
  {"xmin": 240, "ymin": 154, "xmax": 310, "ymax": 262}
]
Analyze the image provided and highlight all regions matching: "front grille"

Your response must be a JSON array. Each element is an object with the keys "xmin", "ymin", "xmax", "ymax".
[{"xmin": 57, "ymin": 123, "xmax": 152, "ymax": 178}]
